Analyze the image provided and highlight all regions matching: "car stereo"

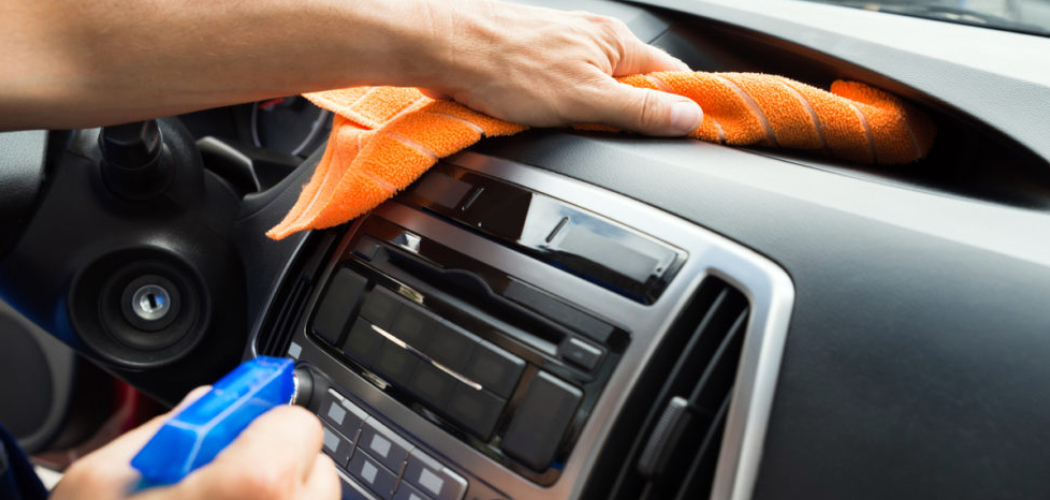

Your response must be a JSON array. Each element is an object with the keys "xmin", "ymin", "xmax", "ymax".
[{"xmin": 257, "ymin": 152, "xmax": 793, "ymax": 500}]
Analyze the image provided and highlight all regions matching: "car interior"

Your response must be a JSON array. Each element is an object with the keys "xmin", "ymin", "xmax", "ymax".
[{"xmin": 1, "ymin": 0, "xmax": 1049, "ymax": 498}]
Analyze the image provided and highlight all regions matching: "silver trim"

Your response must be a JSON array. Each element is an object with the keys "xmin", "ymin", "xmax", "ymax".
[{"xmin": 290, "ymin": 152, "xmax": 795, "ymax": 500}]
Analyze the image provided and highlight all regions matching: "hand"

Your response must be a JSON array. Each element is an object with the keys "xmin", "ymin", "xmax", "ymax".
[
  {"xmin": 51, "ymin": 386, "xmax": 339, "ymax": 500},
  {"xmin": 422, "ymin": 0, "xmax": 703, "ymax": 136}
]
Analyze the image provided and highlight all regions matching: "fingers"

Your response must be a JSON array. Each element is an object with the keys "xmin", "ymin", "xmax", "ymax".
[
  {"xmin": 590, "ymin": 15, "xmax": 687, "ymax": 75},
  {"xmin": 301, "ymin": 454, "xmax": 341, "ymax": 500},
  {"xmin": 51, "ymin": 386, "xmax": 214, "ymax": 500},
  {"xmin": 583, "ymin": 82, "xmax": 703, "ymax": 136},
  {"xmin": 211, "ymin": 405, "xmax": 325, "ymax": 481},
  {"xmin": 615, "ymin": 39, "xmax": 690, "ymax": 76},
  {"xmin": 177, "ymin": 405, "xmax": 336, "ymax": 500}
]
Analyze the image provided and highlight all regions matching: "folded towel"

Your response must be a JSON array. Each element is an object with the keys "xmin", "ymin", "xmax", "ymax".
[{"xmin": 267, "ymin": 72, "xmax": 935, "ymax": 240}]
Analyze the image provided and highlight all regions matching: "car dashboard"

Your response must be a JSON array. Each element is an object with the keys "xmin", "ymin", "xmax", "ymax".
[
  {"xmin": 1, "ymin": 0, "xmax": 1049, "ymax": 499},
  {"xmin": 261, "ymin": 152, "xmax": 792, "ymax": 500}
]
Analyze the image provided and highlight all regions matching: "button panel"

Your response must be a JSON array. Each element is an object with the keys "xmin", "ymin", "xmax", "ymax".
[
  {"xmin": 445, "ymin": 385, "xmax": 505, "ymax": 441},
  {"xmin": 336, "ymin": 288, "xmax": 537, "ymax": 443},
  {"xmin": 421, "ymin": 320, "xmax": 476, "ymax": 373},
  {"xmin": 309, "ymin": 215, "xmax": 612, "ymax": 479},
  {"xmin": 360, "ymin": 417, "xmax": 413, "ymax": 473},
  {"xmin": 343, "ymin": 318, "xmax": 384, "ymax": 369},
  {"xmin": 393, "ymin": 482, "xmax": 435, "ymax": 500},
  {"xmin": 321, "ymin": 389, "xmax": 369, "ymax": 441},
  {"xmin": 312, "ymin": 268, "xmax": 369, "ymax": 345},
  {"xmin": 322, "ymin": 424, "xmax": 354, "ymax": 467},
  {"xmin": 360, "ymin": 288, "xmax": 403, "ymax": 329},
  {"xmin": 403, "ymin": 449, "xmax": 469, "ymax": 500},
  {"xmin": 321, "ymin": 388, "xmax": 468, "ymax": 500},
  {"xmin": 349, "ymin": 449, "xmax": 399, "ymax": 499},
  {"xmin": 461, "ymin": 341, "xmax": 525, "ymax": 399},
  {"xmin": 500, "ymin": 371, "xmax": 584, "ymax": 471},
  {"xmin": 374, "ymin": 340, "xmax": 421, "ymax": 388}
]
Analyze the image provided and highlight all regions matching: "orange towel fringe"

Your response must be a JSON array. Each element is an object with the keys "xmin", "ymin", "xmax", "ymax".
[{"xmin": 267, "ymin": 72, "xmax": 935, "ymax": 240}]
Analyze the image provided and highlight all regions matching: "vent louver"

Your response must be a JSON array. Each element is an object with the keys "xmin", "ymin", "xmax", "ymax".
[
  {"xmin": 255, "ymin": 233, "xmax": 335, "ymax": 356},
  {"xmin": 585, "ymin": 277, "xmax": 750, "ymax": 500},
  {"xmin": 256, "ymin": 274, "xmax": 312, "ymax": 356}
]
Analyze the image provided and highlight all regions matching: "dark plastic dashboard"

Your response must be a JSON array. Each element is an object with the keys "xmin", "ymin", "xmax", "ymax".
[{"xmin": 2, "ymin": 0, "xmax": 1049, "ymax": 499}]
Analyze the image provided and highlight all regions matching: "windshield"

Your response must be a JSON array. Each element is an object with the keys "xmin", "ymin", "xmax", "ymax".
[{"xmin": 802, "ymin": 0, "xmax": 1050, "ymax": 36}]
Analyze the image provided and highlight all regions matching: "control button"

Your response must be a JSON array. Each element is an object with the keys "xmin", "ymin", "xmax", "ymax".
[
  {"xmin": 359, "ymin": 417, "xmax": 413, "ymax": 473},
  {"xmin": 321, "ymin": 425, "xmax": 353, "ymax": 467},
  {"xmin": 424, "ymin": 322, "xmax": 476, "ymax": 373},
  {"xmin": 412, "ymin": 172, "xmax": 473, "ymax": 209},
  {"xmin": 561, "ymin": 337, "xmax": 605, "ymax": 371},
  {"xmin": 404, "ymin": 449, "xmax": 468, "ymax": 500},
  {"xmin": 321, "ymin": 389, "xmax": 368, "ymax": 440},
  {"xmin": 360, "ymin": 288, "xmax": 404, "ymax": 330},
  {"xmin": 445, "ymin": 384, "xmax": 505, "ymax": 441},
  {"xmin": 500, "ymin": 371, "xmax": 583, "ymax": 471},
  {"xmin": 461, "ymin": 341, "xmax": 524, "ymax": 398},
  {"xmin": 313, "ymin": 268, "xmax": 369, "ymax": 344},
  {"xmin": 348, "ymin": 449, "xmax": 398, "ymax": 499},
  {"xmin": 393, "ymin": 482, "xmax": 435, "ymax": 500},
  {"xmin": 340, "ymin": 473, "xmax": 373, "ymax": 500},
  {"xmin": 390, "ymin": 304, "xmax": 433, "ymax": 351},
  {"xmin": 407, "ymin": 362, "xmax": 457, "ymax": 410},
  {"xmin": 343, "ymin": 319, "xmax": 384, "ymax": 368},
  {"xmin": 287, "ymin": 341, "xmax": 302, "ymax": 359},
  {"xmin": 504, "ymin": 280, "xmax": 616, "ymax": 344},
  {"xmin": 374, "ymin": 339, "xmax": 420, "ymax": 388}
]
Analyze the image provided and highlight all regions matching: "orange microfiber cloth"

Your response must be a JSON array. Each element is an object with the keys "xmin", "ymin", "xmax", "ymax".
[{"xmin": 267, "ymin": 72, "xmax": 935, "ymax": 240}]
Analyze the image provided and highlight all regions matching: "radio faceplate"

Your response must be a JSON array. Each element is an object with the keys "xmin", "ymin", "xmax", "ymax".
[
  {"xmin": 305, "ymin": 189, "xmax": 632, "ymax": 483},
  {"xmin": 269, "ymin": 152, "xmax": 794, "ymax": 500}
]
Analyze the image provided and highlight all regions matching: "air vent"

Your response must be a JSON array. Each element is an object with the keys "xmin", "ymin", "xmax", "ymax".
[
  {"xmin": 257, "ymin": 274, "xmax": 311, "ymax": 356},
  {"xmin": 255, "ymin": 233, "xmax": 336, "ymax": 356},
  {"xmin": 584, "ymin": 277, "xmax": 750, "ymax": 500}
]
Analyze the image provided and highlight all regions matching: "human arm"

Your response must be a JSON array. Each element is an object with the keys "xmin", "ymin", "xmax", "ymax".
[{"xmin": 0, "ymin": 0, "xmax": 700, "ymax": 135}]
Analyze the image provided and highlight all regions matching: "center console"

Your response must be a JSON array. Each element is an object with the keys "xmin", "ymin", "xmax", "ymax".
[{"xmin": 252, "ymin": 151, "xmax": 794, "ymax": 500}]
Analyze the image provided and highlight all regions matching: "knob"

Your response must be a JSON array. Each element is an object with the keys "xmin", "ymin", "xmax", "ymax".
[
  {"xmin": 99, "ymin": 120, "xmax": 174, "ymax": 200},
  {"xmin": 99, "ymin": 121, "xmax": 162, "ymax": 169}
]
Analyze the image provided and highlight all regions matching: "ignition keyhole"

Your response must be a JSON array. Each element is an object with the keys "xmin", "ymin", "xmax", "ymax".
[{"xmin": 131, "ymin": 284, "xmax": 172, "ymax": 321}]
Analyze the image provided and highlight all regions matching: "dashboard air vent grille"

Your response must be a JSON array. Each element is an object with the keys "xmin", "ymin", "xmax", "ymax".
[
  {"xmin": 255, "ymin": 233, "xmax": 335, "ymax": 356},
  {"xmin": 257, "ymin": 274, "xmax": 312, "ymax": 356},
  {"xmin": 591, "ymin": 277, "xmax": 750, "ymax": 500}
]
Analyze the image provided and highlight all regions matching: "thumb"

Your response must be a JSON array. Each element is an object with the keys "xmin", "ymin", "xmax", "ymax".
[{"xmin": 590, "ymin": 82, "xmax": 702, "ymax": 136}]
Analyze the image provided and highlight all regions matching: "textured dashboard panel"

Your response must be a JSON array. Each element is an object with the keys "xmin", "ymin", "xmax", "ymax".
[{"xmin": 471, "ymin": 129, "xmax": 1050, "ymax": 499}]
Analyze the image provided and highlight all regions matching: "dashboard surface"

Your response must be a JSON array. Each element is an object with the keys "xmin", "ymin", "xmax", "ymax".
[{"xmin": 3, "ymin": 0, "xmax": 1049, "ymax": 499}]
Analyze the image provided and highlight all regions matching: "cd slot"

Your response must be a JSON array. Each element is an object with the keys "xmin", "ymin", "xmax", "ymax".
[{"xmin": 363, "ymin": 239, "xmax": 565, "ymax": 357}]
